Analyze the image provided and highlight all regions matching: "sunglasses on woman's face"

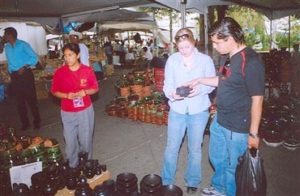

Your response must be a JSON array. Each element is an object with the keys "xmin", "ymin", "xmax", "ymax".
[{"xmin": 175, "ymin": 34, "xmax": 190, "ymax": 41}]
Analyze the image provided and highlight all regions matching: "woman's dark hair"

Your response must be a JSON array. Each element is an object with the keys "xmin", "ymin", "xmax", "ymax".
[
  {"xmin": 4, "ymin": 27, "xmax": 18, "ymax": 39},
  {"xmin": 209, "ymin": 17, "xmax": 245, "ymax": 44},
  {"xmin": 62, "ymin": 43, "xmax": 80, "ymax": 55}
]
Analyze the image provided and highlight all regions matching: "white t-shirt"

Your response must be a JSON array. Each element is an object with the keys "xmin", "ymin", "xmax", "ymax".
[
  {"xmin": 79, "ymin": 43, "xmax": 89, "ymax": 66},
  {"xmin": 126, "ymin": 52, "xmax": 135, "ymax": 60},
  {"xmin": 143, "ymin": 50, "xmax": 153, "ymax": 61}
]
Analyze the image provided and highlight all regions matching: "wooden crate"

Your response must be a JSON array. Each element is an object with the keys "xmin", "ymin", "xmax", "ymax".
[{"xmin": 55, "ymin": 170, "xmax": 111, "ymax": 196}]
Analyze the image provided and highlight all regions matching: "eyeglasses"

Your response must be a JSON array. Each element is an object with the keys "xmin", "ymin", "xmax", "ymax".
[{"xmin": 175, "ymin": 34, "xmax": 190, "ymax": 41}]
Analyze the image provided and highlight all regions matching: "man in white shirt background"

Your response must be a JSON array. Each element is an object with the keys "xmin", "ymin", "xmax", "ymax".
[
  {"xmin": 141, "ymin": 46, "xmax": 153, "ymax": 69},
  {"xmin": 69, "ymin": 30, "xmax": 90, "ymax": 66}
]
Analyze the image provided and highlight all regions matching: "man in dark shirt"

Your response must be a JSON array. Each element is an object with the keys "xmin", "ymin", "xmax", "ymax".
[{"xmin": 186, "ymin": 17, "xmax": 265, "ymax": 196}]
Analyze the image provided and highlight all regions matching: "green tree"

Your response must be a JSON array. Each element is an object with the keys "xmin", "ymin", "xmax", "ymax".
[
  {"xmin": 227, "ymin": 5, "xmax": 269, "ymax": 50},
  {"xmin": 274, "ymin": 16, "xmax": 300, "ymax": 48},
  {"xmin": 138, "ymin": 7, "xmax": 180, "ymax": 44}
]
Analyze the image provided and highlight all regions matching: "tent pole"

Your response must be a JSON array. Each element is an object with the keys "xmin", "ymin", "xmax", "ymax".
[
  {"xmin": 204, "ymin": 7, "xmax": 209, "ymax": 53},
  {"xmin": 288, "ymin": 15, "xmax": 291, "ymax": 51},
  {"xmin": 269, "ymin": 11, "xmax": 275, "ymax": 50},
  {"xmin": 128, "ymin": 31, "xmax": 130, "ymax": 48},
  {"xmin": 169, "ymin": 9, "xmax": 174, "ymax": 54},
  {"xmin": 181, "ymin": 0, "xmax": 186, "ymax": 28},
  {"xmin": 270, "ymin": 17, "xmax": 273, "ymax": 49}
]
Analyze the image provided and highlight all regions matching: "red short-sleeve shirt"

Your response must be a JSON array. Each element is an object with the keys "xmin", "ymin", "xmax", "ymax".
[{"xmin": 51, "ymin": 64, "xmax": 99, "ymax": 112}]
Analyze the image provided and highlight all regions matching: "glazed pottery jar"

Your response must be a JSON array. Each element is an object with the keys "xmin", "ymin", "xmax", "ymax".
[
  {"xmin": 75, "ymin": 175, "xmax": 93, "ymax": 196},
  {"xmin": 12, "ymin": 183, "xmax": 30, "ymax": 196},
  {"xmin": 140, "ymin": 174, "xmax": 162, "ymax": 194},
  {"xmin": 116, "ymin": 172, "xmax": 138, "ymax": 195}
]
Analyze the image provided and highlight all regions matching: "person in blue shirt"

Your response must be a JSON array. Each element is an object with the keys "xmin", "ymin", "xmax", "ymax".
[
  {"xmin": 3, "ymin": 27, "xmax": 41, "ymax": 131},
  {"xmin": 161, "ymin": 27, "xmax": 216, "ymax": 194}
]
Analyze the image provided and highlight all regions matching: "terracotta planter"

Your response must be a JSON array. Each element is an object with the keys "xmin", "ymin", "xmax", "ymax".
[
  {"xmin": 143, "ymin": 86, "xmax": 152, "ymax": 97},
  {"xmin": 130, "ymin": 84, "xmax": 143, "ymax": 97},
  {"xmin": 120, "ymin": 87, "xmax": 130, "ymax": 97}
]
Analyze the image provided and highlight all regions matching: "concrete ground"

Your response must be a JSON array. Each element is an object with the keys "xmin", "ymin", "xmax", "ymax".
[{"xmin": 1, "ymin": 68, "xmax": 299, "ymax": 196}]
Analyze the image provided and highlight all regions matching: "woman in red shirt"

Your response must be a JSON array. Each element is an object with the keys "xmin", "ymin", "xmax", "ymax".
[{"xmin": 51, "ymin": 43, "xmax": 99, "ymax": 168}]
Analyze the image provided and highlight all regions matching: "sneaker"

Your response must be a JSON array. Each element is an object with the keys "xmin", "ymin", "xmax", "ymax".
[
  {"xmin": 186, "ymin": 187, "xmax": 198, "ymax": 194},
  {"xmin": 201, "ymin": 186, "xmax": 225, "ymax": 196},
  {"xmin": 283, "ymin": 135, "xmax": 300, "ymax": 151}
]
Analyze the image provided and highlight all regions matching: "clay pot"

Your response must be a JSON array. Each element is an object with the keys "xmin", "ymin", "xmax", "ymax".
[
  {"xmin": 75, "ymin": 175, "xmax": 93, "ymax": 196},
  {"xmin": 128, "ymin": 94, "xmax": 139, "ymax": 102},
  {"xmin": 160, "ymin": 185, "xmax": 183, "ymax": 196},
  {"xmin": 59, "ymin": 159, "xmax": 70, "ymax": 175},
  {"xmin": 114, "ymin": 97, "xmax": 128, "ymax": 106},
  {"xmin": 83, "ymin": 159, "xmax": 98, "ymax": 179},
  {"xmin": 106, "ymin": 104, "xmax": 118, "ymax": 116},
  {"xmin": 46, "ymin": 163, "xmax": 65, "ymax": 190},
  {"xmin": 120, "ymin": 87, "xmax": 130, "ymax": 97},
  {"xmin": 140, "ymin": 174, "xmax": 162, "ymax": 194},
  {"xmin": 18, "ymin": 135, "xmax": 31, "ymax": 149},
  {"xmin": 116, "ymin": 172, "xmax": 138, "ymax": 194},
  {"xmin": 78, "ymin": 151, "xmax": 88, "ymax": 170},
  {"xmin": 103, "ymin": 179, "xmax": 115, "ymax": 194},
  {"xmin": 65, "ymin": 167, "xmax": 80, "ymax": 190},
  {"xmin": 131, "ymin": 84, "xmax": 143, "ymax": 97},
  {"xmin": 31, "ymin": 171, "xmax": 46, "ymax": 190},
  {"xmin": 93, "ymin": 184, "xmax": 109, "ymax": 196},
  {"xmin": 42, "ymin": 181, "xmax": 58, "ymax": 196},
  {"xmin": 12, "ymin": 183, "xmax": 30, "ymax": 196},
  {"xmin": 143, "ymin": 86, "xmax": 152, "ymax": 97}
]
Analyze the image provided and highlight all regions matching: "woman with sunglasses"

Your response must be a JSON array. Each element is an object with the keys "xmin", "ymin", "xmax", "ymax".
[{"xmin": 161, "ymin": 28, "xmax": 216, "ymax": 194}]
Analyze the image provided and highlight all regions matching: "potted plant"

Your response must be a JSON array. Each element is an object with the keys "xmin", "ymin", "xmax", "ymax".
[{"xmin": 116, "ymin": 77, "xmax": 130, "ymax": 97}]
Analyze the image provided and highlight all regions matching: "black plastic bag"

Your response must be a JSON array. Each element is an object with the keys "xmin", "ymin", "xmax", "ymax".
[{"xmin": 236, "ymin": 148, "xmax": 267, "ymax": 196}]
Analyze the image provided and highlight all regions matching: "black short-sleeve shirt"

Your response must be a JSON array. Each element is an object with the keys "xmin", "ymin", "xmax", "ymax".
[{"xmin": 216, "ymin": 47, "xmax": 265, "ymax": 132}]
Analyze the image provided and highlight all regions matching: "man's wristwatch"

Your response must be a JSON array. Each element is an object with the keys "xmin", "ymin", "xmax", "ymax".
[{"xmin": 249, "ymin": 132, "xmax": 259, "ymax": 139}]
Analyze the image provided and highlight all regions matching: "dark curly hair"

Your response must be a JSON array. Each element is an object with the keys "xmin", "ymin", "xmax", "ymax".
[
  {"xmin": 4, "ymin": 27, "xmax": 18, "ymax": 39},
  {"xmin": 209, "ymin": 17, "xmax": 245, "ymax": 44},
  {"xmin": 62, "ymin": 43, "xmax": 80, "ymax": 55}
]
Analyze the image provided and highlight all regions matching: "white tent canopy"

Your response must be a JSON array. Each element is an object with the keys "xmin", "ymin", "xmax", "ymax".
[
  {"xmin": 99, "ymin": 21, "xmax": 157, "ymax": 32},
  {"xmin": 0, "ymin": 21, "xmax": 48, "ymax": 62},
  {"xmin": 0, "ymin": 0, "xmax": 299, "ymax": 25},
  {"xmin": 154, "ymin": 0, "xmax": 230, "ymax": 14},
  {"xmin": 0, "ymin": 0, "xmax": 155, "ymax": 26}
]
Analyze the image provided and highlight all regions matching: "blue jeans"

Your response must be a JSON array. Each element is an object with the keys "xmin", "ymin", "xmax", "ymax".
[
  {"xmin": 209, "ymin": 115, "xmax": 248, "ymax": 196},
  {"xmin": 161, "ymin": 109, "xmax": 209, "ymax": 187}
]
